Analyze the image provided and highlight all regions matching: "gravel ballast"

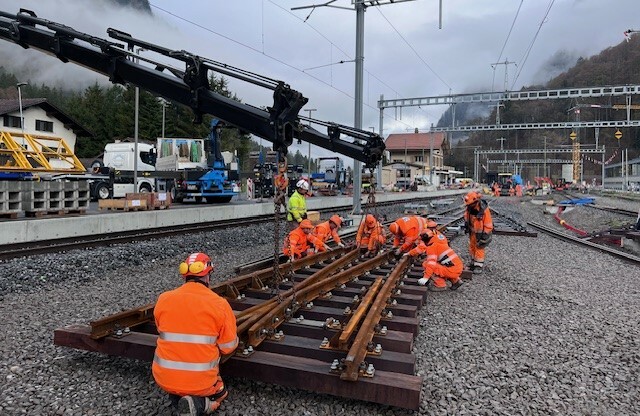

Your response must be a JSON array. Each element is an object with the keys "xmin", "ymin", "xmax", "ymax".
[{"xmin": 0, "ymin": 195, "xmax": 638, "ymax": 415}]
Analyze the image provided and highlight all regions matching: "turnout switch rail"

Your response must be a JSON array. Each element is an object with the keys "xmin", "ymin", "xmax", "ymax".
[{"xmin": 54, "ymin": 247, "xmax": 426, "ymax": 410}]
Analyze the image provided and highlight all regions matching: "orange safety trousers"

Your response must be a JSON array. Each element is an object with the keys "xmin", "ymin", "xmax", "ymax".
[{"xmin": 356, "ymin": 223, "xmax": 385, "ymax": 252}]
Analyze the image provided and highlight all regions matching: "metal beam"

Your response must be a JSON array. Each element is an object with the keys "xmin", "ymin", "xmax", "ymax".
[
  {"xmin": 379, "ymin": 85, "xmax": 640, "ymax": 109},
  {"xmin": 430, "ymin": 120, "xmax": 640, "ymax": 132}
]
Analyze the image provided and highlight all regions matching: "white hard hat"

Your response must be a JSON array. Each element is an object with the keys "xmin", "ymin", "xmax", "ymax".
[{"xmin": 296, "ymin": 179, "xmax": 309, "ymax": 191}]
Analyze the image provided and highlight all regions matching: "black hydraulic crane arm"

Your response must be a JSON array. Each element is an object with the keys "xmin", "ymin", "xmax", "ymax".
[{"xmin": 0, "ymin": 9, "xmax": 385, "ymax": 166}]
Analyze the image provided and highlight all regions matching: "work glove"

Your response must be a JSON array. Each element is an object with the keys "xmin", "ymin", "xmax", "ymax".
[
  {"xmin": 476, "ymin": 232, "xmax": 492, "ymax": 248},
  {"xmin": 337, "ymin": 242, "xmax": 345, "ymax": 248},
  {"xmin": 393, "ymin": 248, "xmax": 403, "ymax": 258},
  {"xmin": 324, "ymin": 244, "xmax": 331, "ymax": 251},
  {"xmin": 417, "ymin": 277, "xmax": 429, "ymax": 286}
]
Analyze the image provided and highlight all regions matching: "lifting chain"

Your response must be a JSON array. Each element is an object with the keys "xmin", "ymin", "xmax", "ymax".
[{"xmin": 272, "ymin": 156, "xmax": 289, "ymax": 304}]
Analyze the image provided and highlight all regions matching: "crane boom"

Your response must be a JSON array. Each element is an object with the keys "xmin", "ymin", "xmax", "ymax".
[{"xmin": 0, "ymin": 9, "xmax": 385, "ymax": 166}]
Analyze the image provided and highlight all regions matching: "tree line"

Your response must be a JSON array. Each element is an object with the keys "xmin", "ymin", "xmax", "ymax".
[{"xmin": 0, "ymin": 67, "xmax": 317, "ymax": 172}]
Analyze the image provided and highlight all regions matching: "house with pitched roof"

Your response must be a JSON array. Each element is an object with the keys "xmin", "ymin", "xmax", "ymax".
[
  {"xmin": 383, "ymin": 130, "xmax": 461, "ymax": 187},
  {"xmin": 0, "ymin": 98, "xmax": 92, "ymax": 152}
]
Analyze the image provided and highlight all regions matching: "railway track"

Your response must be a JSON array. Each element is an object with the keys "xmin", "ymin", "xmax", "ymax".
[
  {"xmin": 0, "ymin": 197, "xmax": 442, "ymax": 261},
  {"xmin": 528, "ymin": 221, "xmax": 640, "ymax": 265},
  {"xmin": 52, "ymin": 207, "xmax": 538, "ymax": 410}
]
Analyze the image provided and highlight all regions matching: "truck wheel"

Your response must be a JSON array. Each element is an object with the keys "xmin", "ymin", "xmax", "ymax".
[
  {"xmin": 139, "ymin": 183, "xmax": 152, "ymax": 193},
  {"xmin": 195, "ymin": 196, "xmax": 203, "ymax": 203},
  {"xmin": 95, "ymin": 183, "xmax": 111, "ymax": 200}
]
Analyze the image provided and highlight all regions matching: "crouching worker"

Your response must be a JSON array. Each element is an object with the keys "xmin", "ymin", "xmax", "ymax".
[
  {"xmin": 356, "ymin": 214, "xmax": 386, "ymax": 256},
  {"xmin": 284, "ymin": 219, "xmax": 323, "ymax": 259},
  {"xmin": 153, "ymin": 252, "xmax": 239, "ymax": 415},
  {"xmin": 407, "ymin": 230, "xmax": 463, "ymax": 291},
  {"xmin": 314, "ymin": 214, "xmax": 345, "ymax": 252}
]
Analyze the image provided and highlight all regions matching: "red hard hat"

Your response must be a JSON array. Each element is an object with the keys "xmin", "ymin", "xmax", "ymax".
[
  {"xmin": 329, "ymin": 215, "xmax": 342, "ymax": 227},
  {"xmin": 464, "ymin": 191, "xmax": 481, "ymax": 206},
  {"xmin": 299, "ymin": 219, "xmax": 314, "ymax": 230},
  {"xmin": 179, "ymin": 252, "xmax": 213, "ymax": 278}
]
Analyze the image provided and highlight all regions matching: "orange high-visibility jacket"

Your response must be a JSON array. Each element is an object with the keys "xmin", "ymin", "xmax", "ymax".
[
  {"xmin": 463, "ymin": 200, "xmax": 494, "ymax": 235},
  {"xmin": 392, "ymin": 216, "xmax": 426, "ymax": 252},
  {"xmin": 152, "ymin": 282, "xmax": 238, "ymax": 396},
  {"xmin": 356, "ymin": 220, "xmax": 385, "ymax": 251},
  {"xmin": 409, "ymin": 232, "xmax": 463, "ymax": 278},
  {"xmin": 284, "ymin": 227, "xmax": 322, "ymax": 258},
  {"xmin": 314, "ymin": 221, "xmax": 341, "ymax": 247}
]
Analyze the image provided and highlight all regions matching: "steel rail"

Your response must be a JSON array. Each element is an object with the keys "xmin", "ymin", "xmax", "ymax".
[
  {"xmin": 340, "ymin": 255, "xmax": 411, "ymax": 381},
  {"xmin": 0, "ymin": 197, "xmax": 446, "ymax": 261},
  {"xmin": 528, "ymin": 221, "xmax": 640, "ymax": 264}
]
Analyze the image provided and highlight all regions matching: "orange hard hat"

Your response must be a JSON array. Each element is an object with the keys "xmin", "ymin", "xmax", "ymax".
[
  {"xmin": 179, "ymin": 252, "xmax": 213, "ymax": 278},
  {"xmin": 464, "ymin": 191, "xmax": 481, "ymax": 206},
  {"xmin": 388, "ymin": 222, "xmax": 400, "ymax": 235},
  {"xmin": 299, "ymin": 219, "xmax": 314, "ymax": 230},
  {"xmin": 426, "ymin": 219, "xmax": 438, "ymax": 229},
  {"xmin": 365, "ymin": 214, "xmax": 376, "ymax": 227},
  {"xmin": 329, "ymin": 215, "xmax": 342, "ymax": 227}
]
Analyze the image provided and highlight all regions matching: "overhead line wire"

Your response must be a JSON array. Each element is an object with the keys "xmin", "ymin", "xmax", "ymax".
[
  {"xmin": 511, "ymin": 0, "xmax": 555, "ymax": 89},
  {"xmin": 374, "ymin": 6, "xmax": 452, "ymax": 91},
  {"xmin": 492, "ymin": 0, "xmax": 524, "ymax": 91},
  {"xmin": 150, "ymin": 2, "xmax": 421, "ymax": 130}
]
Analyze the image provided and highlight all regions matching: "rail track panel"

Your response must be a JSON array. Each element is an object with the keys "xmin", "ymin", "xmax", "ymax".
[{"xmin": 54, "ymin": 249, "xmax": 427, "ymax": 410}]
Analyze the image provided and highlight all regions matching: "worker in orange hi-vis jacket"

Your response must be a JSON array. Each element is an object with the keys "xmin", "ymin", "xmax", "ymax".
[
  {"xmin": 388, "ymin": 215, "xmax": 428, "ymax": 255},
  {"xmin": 284, "ymin": 219, "xmax": 324, "ymax": 259},
  {"xmin": 356, "ymin": 214, "xmax": 386, "ymax": 256},
  {"xmin": 153, "ymin": 252, "xmax": 239, "ymax": 415},
  {"xmin": 314, "ymin": 215, "xmax": 345, "ymax": 252},
  {"xmin": 405, "ymin": 230, "xmax": 463, "ymax": 291},
  {"xmin": 463, "ymin": 191, "xmax": 494, "ymax": 274},
  {"xmin": 515, "ymin": 183, "xmax": 523, "ymax": 197}
]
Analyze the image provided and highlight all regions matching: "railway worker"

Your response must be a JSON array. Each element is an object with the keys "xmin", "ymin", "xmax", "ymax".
[
  {"xmin": 287, "ymin": 179, "xmax": 310, "ymax": 231},
  {"xmin": 356, "ymin": 214, "xmax": 386, "ymax": 256},
  {"xmin": 388, "ymin": 215, "xmax": 427, "ymax": 255},
  {"xmin": 463, "ymin": 191, "xmax": 494, "ymax": 274},
  {"xmin": 405, "ymin": 229, "xmax": 463, "ymax": 291},
  {"xmin": 152, "ymin": 252, "xmax": 239, "ymax": 416},
  {"xmin": 313, "ymin": 214, "xmax": 345, "ymax": 252},
  {"xmin": 284, "ymin": 219, "xmax": 324, "ymax": 259}
]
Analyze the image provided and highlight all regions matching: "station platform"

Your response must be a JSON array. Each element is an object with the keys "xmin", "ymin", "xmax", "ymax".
[{"xmin": 2, "ymin": 189, "xmax": 467, "ymax": 245}]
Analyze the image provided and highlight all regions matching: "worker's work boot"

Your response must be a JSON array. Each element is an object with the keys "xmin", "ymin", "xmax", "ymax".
[
  {"xmin": 429, "ymin": 284, "xmax": 447, "ymax": 292},
  {"xmin": 204, "ymin": 386, "xmax": 229, "ymax": 414},
  {"xmin": 449, "ymin": 279, "xmax": 464, "ymax": 291},
  {"xmin": 177, "ymin": 395, "xmax": 205, "ymax": 416},
  {"xmin": 473, "ymin": 266, "xmax": 484, "ymax": 275}
]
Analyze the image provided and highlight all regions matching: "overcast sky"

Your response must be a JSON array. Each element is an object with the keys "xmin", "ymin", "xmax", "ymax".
[{"xmin": 0, "ymin": 0, "xmax": 638, "ymax": 161}]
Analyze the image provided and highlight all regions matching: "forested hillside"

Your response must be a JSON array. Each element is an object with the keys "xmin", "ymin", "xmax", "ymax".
[{"xmin": 446, "ymin": 35, "xmax": 640, "ymax": 177}]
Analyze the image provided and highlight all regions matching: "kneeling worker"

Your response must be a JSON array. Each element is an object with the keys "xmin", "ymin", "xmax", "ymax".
[
  {"xmin": 153, "ymin": 252, "xmax": 239, "ymax": 415},
  {"xmin": 314, "ymin": 214, "xmax": 345, "ymax": 252},
  {"xmin": 284, "ymin": 219, "xmax": 323, "ymax": 259},
  {"xmin": 407, "ymin": 230, "xmax": 463, "ymax": 291}
]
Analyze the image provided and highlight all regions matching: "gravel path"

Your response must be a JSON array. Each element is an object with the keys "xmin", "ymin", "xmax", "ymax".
[{"xmin": 0, "ymin": 195, "xmax": 638, "ymax": 415}]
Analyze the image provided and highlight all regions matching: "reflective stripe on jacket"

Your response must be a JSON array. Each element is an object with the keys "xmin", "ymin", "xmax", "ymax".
[
  {"xmin": 356, "ymin": 221, "xmax": 385, "ymax": 251},
  {"xmin": 314, "ymin": 221, "xmax": 341, "ymax": 246},
  {"xmin": 464, "ymin": 200, "xmax": 494, "ymax": 234},
  {"xmin": 152, "ymin": 282, "xmax": 238, "ymax": 395},
  {"xmin": 411, "ymin": 233, "xmax": 463, "ymax": 277},
  {"xmin": 392, "ymin": 216, "xmax": 426, "ymax": 252},
  {"xmin": 284, "ymin": 227, "xmax": 322, "ymax": 258},
  {"xmin": 287, "ymin": 190, "xmax": 307, "ymax": 222}
]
